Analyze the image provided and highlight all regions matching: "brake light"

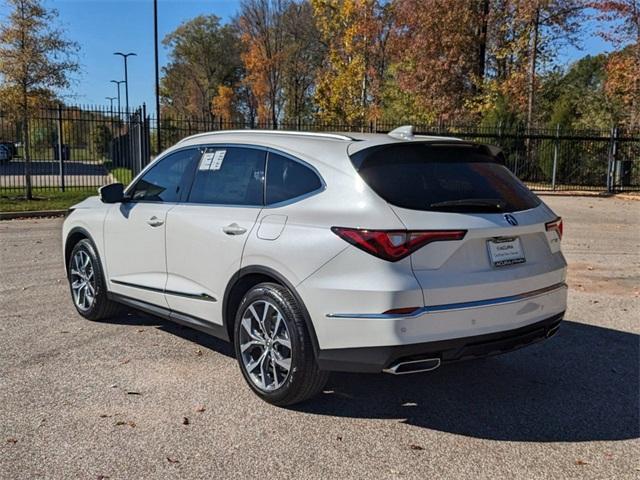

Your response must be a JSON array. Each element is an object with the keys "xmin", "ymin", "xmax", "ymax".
[
  {"xmin": 331, "ymin": 227, "xmax": 467, "ymax": 262},
  {"xmin": 545, "ymin": 217, "xmax": 563, "ymax": 240}
]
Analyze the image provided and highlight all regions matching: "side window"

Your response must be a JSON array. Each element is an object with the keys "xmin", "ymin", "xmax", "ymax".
[
  {"xmin": 129, "ymin": 149, "xmax": 199, "ymax": 202},
  {"xmin": 266, "ymin": 152, "xmax": 322, "ymax": 205},
  {"xmin": 188, "ymin": 147, "xmax": 266, "ymax": 206}
]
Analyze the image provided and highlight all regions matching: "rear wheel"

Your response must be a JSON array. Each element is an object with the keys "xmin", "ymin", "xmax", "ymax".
[
  {"xmin": 68, "ymin": 239, "xmax": 122, "ymax": 320},
  {"xmin": 234, "ymin": 282, "xmax": 328, "ymax": 406}
]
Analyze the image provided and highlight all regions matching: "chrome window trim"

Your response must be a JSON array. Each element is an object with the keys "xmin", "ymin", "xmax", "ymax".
[
  {"xmin": 325, "ymin": 282, "xmax": 568, "ymax": 319},
  {"xmin": 124, "ymin": 142, "xmax": 327, "ymax": 209}
]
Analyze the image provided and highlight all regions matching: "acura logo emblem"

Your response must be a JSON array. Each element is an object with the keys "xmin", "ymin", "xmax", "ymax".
[{"xmin": 504, "ymin": 214, "xmax": 518, "ymax": 226}]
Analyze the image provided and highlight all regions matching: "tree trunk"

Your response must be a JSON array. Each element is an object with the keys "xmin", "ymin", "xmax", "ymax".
[
  {"xmin": 22, "ymin": 87, "xmax": 32, "ymax": 200},
  {"xmin": 476, "ymin": 0, "xmax": 490, "ymax": 91},
  {"xmin": 526, "ymin": 6, "xmax": 540, "ymax": 132}
]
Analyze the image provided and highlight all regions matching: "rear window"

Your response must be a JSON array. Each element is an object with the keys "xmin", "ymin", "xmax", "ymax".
[{"xmin": 350, "ymin": 143, "xmax": 540, "ymax": 213}]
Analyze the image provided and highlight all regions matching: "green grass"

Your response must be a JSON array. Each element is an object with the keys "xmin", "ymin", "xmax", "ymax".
[
  {"xmin": 0, "ymin": 188, "xmax": 95, "ymax": 213},
  {"xmin": 103, "ymin": 161, "xmax": 133, "ymax": 185}
]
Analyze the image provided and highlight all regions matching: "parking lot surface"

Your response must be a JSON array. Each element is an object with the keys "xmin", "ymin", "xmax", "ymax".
[{"xmin": 1, "ymin": 196, "xmax": 638, "ymax": 479}]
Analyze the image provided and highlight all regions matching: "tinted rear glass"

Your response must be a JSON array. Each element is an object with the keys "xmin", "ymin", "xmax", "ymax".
[{"xmin": 350, "ymin": 143, "xmax": 540, "ymax": 213}]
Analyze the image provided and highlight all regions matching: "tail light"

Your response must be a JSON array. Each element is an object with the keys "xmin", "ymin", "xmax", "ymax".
[
  {"xmin": 331, "ymin": 227, "xmax": 467, "ymax": 262},
  {"xmin": 545, "ymin": 217, "xmax": 563, "ymax": 240}
]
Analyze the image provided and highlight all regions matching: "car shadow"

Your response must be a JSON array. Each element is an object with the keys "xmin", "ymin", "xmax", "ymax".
[
  {"xmin": 103, "ymin": 312, "xmax": 638, "ymax": 442},
  {"xmin": 102, "ymin": 310, "xmax": 235, "ymax": 358},
  {"xmin": 296, "ymin": 320, "xmax": 639, "ymax": 442}
]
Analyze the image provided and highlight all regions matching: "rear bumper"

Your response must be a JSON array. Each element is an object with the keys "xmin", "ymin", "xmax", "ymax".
[{"xmin": 317, "ymin": 312, "xmax": 564, "ymax": 372}]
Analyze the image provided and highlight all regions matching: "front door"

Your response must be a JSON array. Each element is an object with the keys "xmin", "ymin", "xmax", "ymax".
[{"xmin": 104, "ymin": 147, "xmax": 201, "ymax": 307}]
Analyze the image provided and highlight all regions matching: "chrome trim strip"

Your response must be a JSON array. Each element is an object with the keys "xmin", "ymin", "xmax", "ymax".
[
  {"xmin": 110, "ymin": 279, "xmax": 217, "ymax": 302},
  {"xmin": 326, "ymin": 282, "xmax": 567, "ymax": 319}
]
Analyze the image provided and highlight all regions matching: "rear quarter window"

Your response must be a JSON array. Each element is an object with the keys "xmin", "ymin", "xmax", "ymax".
[{"xmin": 350, "ymin": 143, "xmax": 540, "ymax": 213}]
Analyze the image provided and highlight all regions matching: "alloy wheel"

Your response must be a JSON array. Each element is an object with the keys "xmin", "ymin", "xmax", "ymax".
[
  {"xmin": 70, "ymin": 249, "xmax": 96, "ymax": 311},
  {"xmin": 239, "ymin": 300, "xmax": 292, "ymax": 392}
]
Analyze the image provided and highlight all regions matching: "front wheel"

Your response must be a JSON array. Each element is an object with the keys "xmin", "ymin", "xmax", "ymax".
[
  {"xmin": 234, "ymin": 282, "xmax": 328, "ymax": 406},
  {"xmin": 68, "ymin": 238, "xmax": 122, "ymax": 320}
]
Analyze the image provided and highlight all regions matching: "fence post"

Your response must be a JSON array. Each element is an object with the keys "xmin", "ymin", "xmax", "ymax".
[
  {"xmin": 551, "ymin": 124, "xmax": 560, "ymax": 191},
  {"xmin": 56, "ymin": 105, "xmax": 65, "ymax": 192},
  {"xmin": 607, "ymin": 127, "xmax": 618, "ymax": 193}
]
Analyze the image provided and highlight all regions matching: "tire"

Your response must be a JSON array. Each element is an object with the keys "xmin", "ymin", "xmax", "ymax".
[
  {"xmin": 67, "ymin": 238, "xmax": 122, "ymax": 321},
  {"xmin": 234, "ymin": 282, "xmax": 328, "ymax": 406}
]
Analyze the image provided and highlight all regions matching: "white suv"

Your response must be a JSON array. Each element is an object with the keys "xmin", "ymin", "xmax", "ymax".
[{"xmin": 63, "ymin": 127, "xmax": 567, "ymax": 406}]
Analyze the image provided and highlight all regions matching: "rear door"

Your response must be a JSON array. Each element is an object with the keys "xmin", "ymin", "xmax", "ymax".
[
  {"xmin": 164, "ymin": 146, "xmax": 266, "ymax": 324},
  {"xmin": 350, "ymin": 142, "xmax": 567, "ymax": 306},
  {"xmin": 104, "ymin": 148, "xmax": 200, "ymax": 307}
]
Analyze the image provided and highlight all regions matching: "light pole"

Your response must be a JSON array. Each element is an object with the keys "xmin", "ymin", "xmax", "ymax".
[
  {"xmin": 153, "ymin": 0, "xmax": 161, "ymax": 152},
  {"xmin": 105, "ymin": 96, "xmax": 116, "ymax": 111},
  {"xmin": 110, "ymin": 80, "xmax": 124, "ymax": 113},
  {"xmin": 114, "ymin": 52, "xmax": 137, "ymax": 114}
]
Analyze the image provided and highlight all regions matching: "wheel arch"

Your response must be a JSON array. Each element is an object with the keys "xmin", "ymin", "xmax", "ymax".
[
  {"xmin": 222, "ymin": 265, "xmax": 320, "ymax": 357},
  {"xmin": 64, "ymin": 227, "xmax": 98, "ymax": 273}
]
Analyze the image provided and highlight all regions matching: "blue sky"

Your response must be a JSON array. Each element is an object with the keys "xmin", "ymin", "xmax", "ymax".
[{"xmin": 1, "ymin": 1, "xmax": 619, "ymax": 114}]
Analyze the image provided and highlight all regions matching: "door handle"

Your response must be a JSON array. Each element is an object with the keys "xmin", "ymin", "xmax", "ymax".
[
  {"xmin": 223, "ymin": 223, "xmax": 247, "ymax": 235},
  {"xmin": 146, "ymin": 216, "xmax": 164, "ymax": 227}
]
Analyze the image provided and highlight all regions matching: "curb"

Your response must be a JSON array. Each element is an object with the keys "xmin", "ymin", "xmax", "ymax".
[
  {"xmin": 0, "ymin": 209, "xmax": 67, "ymax": 220},
  {"xmin": 534, "ymin": 191, "xmax": 640, "ymax": 200}
]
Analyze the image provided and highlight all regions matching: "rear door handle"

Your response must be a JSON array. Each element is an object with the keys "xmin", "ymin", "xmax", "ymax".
[
  {"xmin": 223, "ymin": 223, "xmax": 247, "ymax": 235},
  {"xmin": 146, "ymin": 216, "xmax": 164, "ymax": 227}
]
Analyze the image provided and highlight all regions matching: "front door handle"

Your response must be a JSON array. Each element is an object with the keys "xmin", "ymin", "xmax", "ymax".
[
  {"xmin": 223, "ymin": 223, "xmax": 247, "ymax": 235},
  {"xmin": 146, "ymin": 216, "xmax": 164, "ymax": 227}
]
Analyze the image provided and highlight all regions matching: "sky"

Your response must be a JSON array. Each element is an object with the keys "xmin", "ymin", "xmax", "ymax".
[{"xmin": 0, "ymin": 0, "xmax": 620, "ymax": 115}]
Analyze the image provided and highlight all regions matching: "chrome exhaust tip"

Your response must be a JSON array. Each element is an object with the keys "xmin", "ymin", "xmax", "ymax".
[
  {"xmin": 546, "ymin": 324, "xmax": 561, "ymax": 338},
  {"xmin": 383, "ymin": 358, "xmax": 441, "ymax": 375}
]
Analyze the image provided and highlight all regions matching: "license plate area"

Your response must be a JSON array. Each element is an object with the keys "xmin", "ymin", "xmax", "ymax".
[{"xmin": 487, "ymin": 237, "xmax": 526, "ymax": 267}]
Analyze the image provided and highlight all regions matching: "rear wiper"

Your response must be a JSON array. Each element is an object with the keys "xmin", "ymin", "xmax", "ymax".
[{"xmin": 429, "ymin": 198, "xmax": 506, "ymax": 210}]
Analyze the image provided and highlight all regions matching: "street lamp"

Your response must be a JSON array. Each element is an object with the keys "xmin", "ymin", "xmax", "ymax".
[
  {"xmin": 114, "ymin": 52, "xmax": 137, "ymax": 114},
  {"xmin": 153, "ymin": 0, "xmax": 161, "ymax": 152},
  {"xmin": 105, "ymin": 96, "xmax": 116, "ymax": 111},
  {"xmin": 110, "ymin": 80, "xmax": 125, "ymax": 113}
]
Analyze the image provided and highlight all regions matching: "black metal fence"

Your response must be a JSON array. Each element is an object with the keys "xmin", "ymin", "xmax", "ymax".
[
  {"xmin": 1, "ymin": 105, "xmax": 638, "ymax": 197},
  {"xmin": 0, "ymin": 105, "xmax": 150, "ymax": 195}
]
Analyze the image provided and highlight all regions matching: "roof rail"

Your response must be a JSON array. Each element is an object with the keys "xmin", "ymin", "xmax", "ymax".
[{"xmin": 178, "ymin": 129, "xmax": 355, "ymax": 144}]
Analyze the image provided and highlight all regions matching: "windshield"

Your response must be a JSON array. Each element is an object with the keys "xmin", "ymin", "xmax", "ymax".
[{"xmin": 349, "ymin": 143, "xmax": 540, "ymax": 213}]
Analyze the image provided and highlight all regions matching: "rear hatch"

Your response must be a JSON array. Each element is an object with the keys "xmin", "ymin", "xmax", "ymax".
[{"xmin": 349, "ymin": 141, "xmax": 566, "ymax": 306}]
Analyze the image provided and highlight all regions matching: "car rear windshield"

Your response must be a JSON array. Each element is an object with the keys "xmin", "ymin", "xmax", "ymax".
[{"xmin": 349, "ymin": 142, "xmax": 540, "ymax": 213}]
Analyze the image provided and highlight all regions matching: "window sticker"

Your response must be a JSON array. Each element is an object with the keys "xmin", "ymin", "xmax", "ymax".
[{"xmin": 199, "ymin": 150, "xmax": 226, "ymax": 171}]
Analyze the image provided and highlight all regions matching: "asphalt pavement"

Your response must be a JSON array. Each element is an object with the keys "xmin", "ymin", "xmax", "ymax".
[{"xmin": 0, "ymin": 196, "xmax": 638, "ymax": 479}]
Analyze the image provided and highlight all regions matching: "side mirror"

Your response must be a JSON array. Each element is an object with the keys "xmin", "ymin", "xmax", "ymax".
[{"xmin": 99, "ymin": 183, "xmax": 125, "ymax": 203}]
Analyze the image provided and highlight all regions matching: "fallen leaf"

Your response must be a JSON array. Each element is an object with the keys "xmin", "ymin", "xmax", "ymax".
[
  {"xmin": 6, "ymin": 438, "xmax": 17, "ymax": 444},
  {"xmin": 119, "ymin": 359, "xmax": 130, "ymax": 365},
  {"xmin": 575, "ymin": 459, "xmax": 589, "ymax": 465},
  {"xmin": 194, "ymin": 404, "xmax": 206, "ymax": 413},
  {"xmin": 166, "ymin": 457, "xmax": 180, "ymax": 464},
  {"xmin": 409, "ymin": 444, "xmax": 424, "ymax": 451},
  {"xmin": 99, "ymin": 414, "xmax": 112, "ymax": 418},
  {"xmin": 115, "ymin": 420, "xmax": 136, "ymax": 428},
  {"xmin": 182, "ymin": 417, "xmax": 190, "ymax": 425}
]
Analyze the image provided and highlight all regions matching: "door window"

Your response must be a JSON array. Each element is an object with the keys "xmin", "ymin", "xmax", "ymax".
[
  {"xmin": 266, "ymin": 152, "xmax": 323, "ymax": 205},
  {"xmin": 187, "ymin": 147, "xmax": 266, "ymax": 206},
  {"xmin": 129, "ymin": 148, "xmax": 199, "ymax": 202}
]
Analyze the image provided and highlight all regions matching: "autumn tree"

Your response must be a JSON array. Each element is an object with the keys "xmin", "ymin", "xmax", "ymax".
[
  {"xmin": 591, "ymin": 0, "xmax": 640, "ymax": 128},
  {"xmin": 238, "ymin": 0, "xmax": 290, "ymax": 128},
  {"xmin": 0, "ymin": 0, "xmax": 79, "ymax": 199},
  {"xmin": 281, "ymin": 1, "xmax": 325, "ymax": 124},
  {"xmin": 161, "ymin": 15, "xmax": 241, "ymax": 118},
  {"xmin": 311, "ymin": 1, "xmax": 392, "ymax": 125}
]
